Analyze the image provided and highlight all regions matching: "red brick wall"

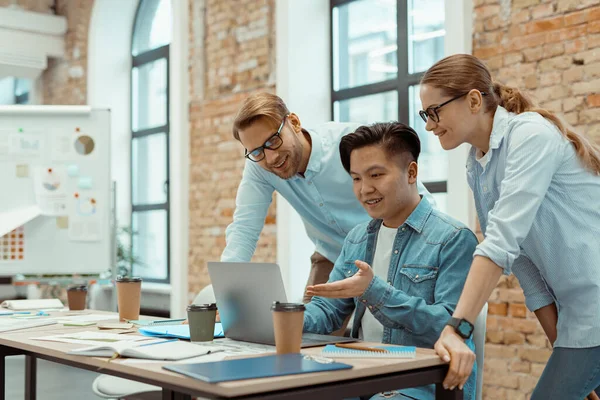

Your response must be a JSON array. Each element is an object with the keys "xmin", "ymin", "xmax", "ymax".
[
  {"xmin": 187, "ymin": 0, "xmax": 277, "ymax": 295},
  {"xmin": 473, "ymin": 1, "xmax": 600, "ymax": 398}
]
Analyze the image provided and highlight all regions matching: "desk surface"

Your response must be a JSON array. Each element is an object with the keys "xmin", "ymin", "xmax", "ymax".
[{"xmin": 0, "ymin": 310, "xmax": 447, "ymax": 398}]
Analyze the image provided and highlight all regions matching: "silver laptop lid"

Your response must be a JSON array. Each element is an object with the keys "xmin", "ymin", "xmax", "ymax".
[{"xmin": 207, "ymin": 262, "xmax": 287, "ymax": 345}]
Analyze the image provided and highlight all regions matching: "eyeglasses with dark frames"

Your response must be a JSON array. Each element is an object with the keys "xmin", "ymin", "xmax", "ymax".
[
  {"xmin": 244, "ymin": 115, "xmax": 288, "ymax": 162},
  {"xmin": 419, "ymin": 91, "xmax": 487, "ymax": 123}
]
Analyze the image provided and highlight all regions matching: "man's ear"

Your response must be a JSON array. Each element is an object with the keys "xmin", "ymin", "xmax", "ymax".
[
  {"xmin": 287, "ymin": 113, "xmax": 303, "ymax": 133},
  {"xmin": 467, "ymin": 89, "xmax": 483, "ymax": 114},
  {"xmin": 407, "ymin": 161, "xmax": 418, "ymax": 184}
]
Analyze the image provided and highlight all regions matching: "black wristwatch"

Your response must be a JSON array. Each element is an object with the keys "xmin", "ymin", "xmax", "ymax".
[{"xmin": 446, "ymin": 317, "xmax": 474, "ymax": 339}]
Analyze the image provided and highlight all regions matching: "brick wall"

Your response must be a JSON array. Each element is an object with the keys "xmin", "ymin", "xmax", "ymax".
[
  {"xmin": 473, "ymin": 1, "xmax": 600, "ymax": 399},
  {"xmin": 187, "ymin": 0, "xmax": 277, "ymax": 296}
]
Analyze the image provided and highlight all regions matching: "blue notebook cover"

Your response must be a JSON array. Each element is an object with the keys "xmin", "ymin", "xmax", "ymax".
[
  {"xmin": 164, "ymin": 353, "xmax": 352, "ymax": 383},
  {"xmin": 321, "ymin": 344, "xmax": 416, "ymax": 358},
  {"xmin": 139, "ymin": 323, "xmax": 224, "ymax": 339}
]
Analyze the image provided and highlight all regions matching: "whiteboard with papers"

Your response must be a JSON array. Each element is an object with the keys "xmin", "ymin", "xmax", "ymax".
[{"xmin": 0, "ymin": 106, "xmax": 111, "ymax": 275}]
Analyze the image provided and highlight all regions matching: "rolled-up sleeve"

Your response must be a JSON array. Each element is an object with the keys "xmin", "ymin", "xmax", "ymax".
[
  {"xmin": 511, "ymin": 254, "xmax": 555, "ymax": 312},
  {"xmin": 474, "ymin": 122, "xmax": 564, "ymax": 274},
  {"xmin": 221, "ymin": 161, "xmax": 274, "ymax": 262}
]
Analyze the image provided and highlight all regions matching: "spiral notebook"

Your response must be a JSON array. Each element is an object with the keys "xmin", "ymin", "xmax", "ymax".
[{"xmin": 321, "ymin": 344, "xmax": 416, "ymax": 358}]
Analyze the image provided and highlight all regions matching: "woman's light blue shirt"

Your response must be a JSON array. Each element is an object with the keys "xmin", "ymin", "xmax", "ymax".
[{"xmin": 469, "ymin": 106, "xmax": 600, "ymax": 348}]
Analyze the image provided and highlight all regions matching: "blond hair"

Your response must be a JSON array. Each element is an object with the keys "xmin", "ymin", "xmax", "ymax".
[
  {"xmin": 232, "ymin": 93, "xmax": 290, "ymax": 141},
  {"xmin": 421, "ymin": 54, "xmax": 600, "ymax": 175}
]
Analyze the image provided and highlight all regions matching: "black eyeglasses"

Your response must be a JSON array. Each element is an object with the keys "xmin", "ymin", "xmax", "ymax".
[
  {"xmin": 419, "ymin": 92, "xmax": 486, "ymax": 123},
  {"xmin": 245, "ymin": 115, "xmax": 287, "ymax": 162}
]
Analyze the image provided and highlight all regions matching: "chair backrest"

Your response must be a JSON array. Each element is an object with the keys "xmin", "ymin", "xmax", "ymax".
[
  {"xmin": 473, "ymin": 303, "xmax": 488, "ymax": 400},
  {"xmin": 192, "ymin": 284, "xmax": 216, "ymax": 305}
]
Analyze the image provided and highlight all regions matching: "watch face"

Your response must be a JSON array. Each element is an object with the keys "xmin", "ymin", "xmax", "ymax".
[{"xmin": 458, "ymin": 320, "xmax": 472, "ymax": 337}]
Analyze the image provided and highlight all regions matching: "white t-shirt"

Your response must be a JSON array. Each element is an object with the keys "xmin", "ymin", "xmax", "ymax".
[{"xmin": 359, "ymin": 224, "xmax": 398, "ymax": 342}]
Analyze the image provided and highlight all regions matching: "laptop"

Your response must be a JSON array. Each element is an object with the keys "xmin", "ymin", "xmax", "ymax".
[{"xmin": 207, "ymin": 262, "xmax": 356, "ymax": 348}]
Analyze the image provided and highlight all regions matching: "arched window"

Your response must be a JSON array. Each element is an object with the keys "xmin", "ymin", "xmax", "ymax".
[{"xmin": 130, "ymin": 0, "xmax": 172, "ymax": 283}]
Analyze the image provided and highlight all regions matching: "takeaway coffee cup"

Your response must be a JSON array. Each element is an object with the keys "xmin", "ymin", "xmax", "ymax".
[
  {"xmin": 271, "ymin": 301, "xmax": 305, "ymax": 354},
  {"xmin": 67, "ymin": 285, "xmax": 88, "ymax": 311},
  {"xmin": 115, "ymin": 276, "xmax": 142, "ymax": 321},
  {"xmin": 187, "ymin": 303, "xmax": 218, "ymax": 342}
]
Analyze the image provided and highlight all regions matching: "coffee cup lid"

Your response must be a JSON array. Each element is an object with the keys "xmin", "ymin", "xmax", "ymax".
[
  {"xmin": 187, "ymin": 303, "xmax": 217, "ymax": 311},
  {"xmin": 67, "ymin": 285, "xmax": 88, "ymax": 292},
  {"xmin": 116, "ymin": 276, "xmax": 142, "ymax": 283},
  {"xmin": 271, "ymin": 301, "xmax": 305, "ymax": 312}
]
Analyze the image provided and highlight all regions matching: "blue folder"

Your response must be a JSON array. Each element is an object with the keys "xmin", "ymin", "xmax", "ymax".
[
  {"xmin": 139, "ymin": 323, "xmax": 224, "ymax": 339},
  {"xmin": 163, "ymin": 353, "xmax": 352, "ymax": 383}
]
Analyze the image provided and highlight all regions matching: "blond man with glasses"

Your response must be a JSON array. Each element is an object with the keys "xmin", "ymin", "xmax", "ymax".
[{"xmin": 219, "ymin": 93, "xmax": 433, "ymax": 307}]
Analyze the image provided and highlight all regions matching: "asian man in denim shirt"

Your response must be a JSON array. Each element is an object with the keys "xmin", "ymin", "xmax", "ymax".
[{"xmin": 304, "ymin": 122, "xmax": 478, "ymax": 400}]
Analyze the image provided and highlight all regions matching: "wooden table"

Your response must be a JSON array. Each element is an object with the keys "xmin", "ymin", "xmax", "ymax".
[{"xmin": 0, "ymin": 311, "xmax": 462, "ymax": 400}]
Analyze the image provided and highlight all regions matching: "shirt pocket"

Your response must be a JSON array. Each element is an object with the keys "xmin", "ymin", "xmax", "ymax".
[{"xmin": 398, "ymin": 265, "xmax": 439, "ymax": 304}]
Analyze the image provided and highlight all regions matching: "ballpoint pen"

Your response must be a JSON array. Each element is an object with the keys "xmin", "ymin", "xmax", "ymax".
[{"xmin": 335, "ymin": 343, "xmax": 388, "ymax": 353}]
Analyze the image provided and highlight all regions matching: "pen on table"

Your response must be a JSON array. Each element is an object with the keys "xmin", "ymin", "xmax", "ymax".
[
  {"xmin": 334, "ymin": 343, "xmax": 388, "ymax": 353},
  {"xmin": 138, "ymin": 339, "xmax": 179, "ymax": 347}
]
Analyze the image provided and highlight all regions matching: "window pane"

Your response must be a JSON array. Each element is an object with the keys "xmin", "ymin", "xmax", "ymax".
[
  {"xmin": 407, "ymin": 0, "xmax": 445, "ymax": 74},
  {"xmin": 132, "ymin": 210, "xmax": 167, "ymax": 280},
  {"xmin": 409, "ymin": 85, "xmax": 447, "ymax": 182},
  {"xmin": 132, "ymin": 58, "xmax": 167, "ymax": 131},
  {"xmin": 334, "ymin": 91, "xmax": 398, "ymax": 123},
  {"xmin": 132, "ymin": 0, "xmax": 172, "ymax": 56},
  {"xmin": 431, "ymin": 192, "xmax": 447, "ymax": 214},
  {"xmin": 332, "ymin": 0, "xmax": 397, "ymax": 91},
  {"xmin": 132, "ymin": 133, "xmax": 167, "ymax": 205}
]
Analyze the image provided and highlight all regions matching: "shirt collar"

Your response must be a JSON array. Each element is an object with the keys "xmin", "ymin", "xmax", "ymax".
[
  {"xmin": 466, "ymin": 105, "xmax": 510, "ymax": 171},
  {"xmin": 303, "ymin": 129, "xmax": 322, "ymax": 174},
  {"xmin": 366, "ymin": 196, "xmax": 432, "ymax": 234}
]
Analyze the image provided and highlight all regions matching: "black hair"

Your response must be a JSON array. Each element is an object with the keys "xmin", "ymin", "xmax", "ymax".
[{"xmin": 339, "ymin": 122, "xmax": 421, "ymax": 174}]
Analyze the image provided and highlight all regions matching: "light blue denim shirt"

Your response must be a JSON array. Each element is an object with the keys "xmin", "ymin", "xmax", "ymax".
[
  {"xmin": 469, "ymin": 106, "xmax": 600, "ymax": 348},
  {"xmin": 304, "ymin": 197, "xmax": 478, "ymax": 400},
  {"xmin": 221, "ymin": 122, "xmax": 432, "ymax": 263}
]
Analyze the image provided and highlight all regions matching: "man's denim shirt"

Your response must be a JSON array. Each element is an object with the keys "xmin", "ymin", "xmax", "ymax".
[{"xmin": 304, "ymin": 197, "xmax": 478, "ymax": 400}]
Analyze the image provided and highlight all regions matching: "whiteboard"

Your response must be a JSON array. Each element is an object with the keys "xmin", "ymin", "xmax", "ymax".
[{"xmin": 0, "ymin": 106, "xmax": 111, "ymax": 275}]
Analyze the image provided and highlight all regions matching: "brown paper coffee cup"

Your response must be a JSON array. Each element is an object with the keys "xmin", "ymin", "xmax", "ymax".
[
  {"xmin": 67, "ymin": 285, "xmax": 88, "ymax": 311},
  {"xmin": 116, "ymin": 276, "xmax": 142, "ymax": 321},
  {"xmin": 271, "ymin": 301, "xmax": 305, "ymax": 354}
]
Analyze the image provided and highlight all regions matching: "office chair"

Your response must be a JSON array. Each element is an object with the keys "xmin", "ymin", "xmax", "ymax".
[
  {"xmin": 473, "ymin": 302, "xmax": 488, "ymax": 400},
  {"xmin": 91, "ymin": 286, "xmax": 215, "ymax": 400}
]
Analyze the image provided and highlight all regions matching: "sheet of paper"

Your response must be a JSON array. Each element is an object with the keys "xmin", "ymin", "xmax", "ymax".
[
  {"xmin": 68, "ymin": 192, "xmax": 102, "ymax": 241},
  {"xmin": 9, "ymin": 132, "xmax": 44, "ymax": 159},
  {"xmin": 32, "ymin": 166, "xmax": 68, "ymax": 216},
  {"xmin": 120, "ymin": 352, "xmax": 229, "ymax": 365},
  {"xmin": 34, "ymin": 331, "xmax": 155, "ymax": 345},
  {"xmin": 0, "ymin": 205, "xmax": 41, "ymax": 237},
  {"xmin": 53, "ymin": 314, "xmax": 117, "ymax": 323},
  {"xmin": 51, "ymin": 133, "xmax": 76, "ymax": 161}
]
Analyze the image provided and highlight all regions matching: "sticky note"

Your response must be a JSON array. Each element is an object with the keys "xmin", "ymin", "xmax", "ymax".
[
  {"xmin": 67, "ymin": 165, "xmax": 79, "ymax": 177},
  {"xmin": 78, "ymin": 176, "xmax": 93, "ymax": 189},
  {"xmin": 56, "ymin": 216, "xmax": 69, "ymax": 229},
  {"xmin": 16, "ymin": 164, "xmax": 29, "ymax": 178}
]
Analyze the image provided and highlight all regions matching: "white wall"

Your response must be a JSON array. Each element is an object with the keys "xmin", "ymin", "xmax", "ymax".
[
  {"xmin": 87, "ymin": 0, "xmax": 190, "ymax": 316},
  {"xmin": 275, "ymin": 0, "xmax": 475, "ymax": 302},
  {"xmin": 276, "ymin": 0, "xmax": 332, "ymax": 302}
]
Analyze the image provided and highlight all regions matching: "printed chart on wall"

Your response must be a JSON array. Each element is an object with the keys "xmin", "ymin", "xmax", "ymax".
[
  {"xmin": 0, "ymin": 227, "xmax": 25, "ymax": 263},
  {"xmin": 0, "ymin": 107, "xmax": 111, "ymax": 275}
]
